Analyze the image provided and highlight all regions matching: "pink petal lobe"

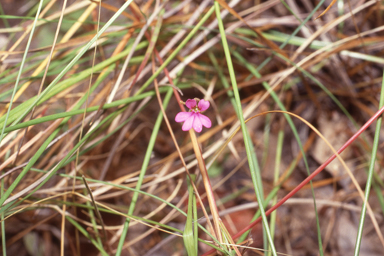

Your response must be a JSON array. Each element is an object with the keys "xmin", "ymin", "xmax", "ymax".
[
  {"xmin": 193, "ymin": 115, "xmax": 203, "ymax": 133},
  {"xmin": 175, "ymin": 112, "xmax": 192, "ymax": 122},
  {"xmin": 182, "ymin": 114, "xmax": 195, "ymax": 131},
  {"xmin": 198, "ymin": 113, "xmax": 211, "ymax": 128},
  {"xmin": 198, "ymin": 99, "xmax": 210, "ymax": 111},
  {"xmin": 185, "ymin": 99, "xmax": 197, "ymax": 110}
]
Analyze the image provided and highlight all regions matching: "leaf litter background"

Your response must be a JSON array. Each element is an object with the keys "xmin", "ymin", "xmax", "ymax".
[{"xmin": 0, "ymin": 0, "xmax": 384, "ymax": 255}]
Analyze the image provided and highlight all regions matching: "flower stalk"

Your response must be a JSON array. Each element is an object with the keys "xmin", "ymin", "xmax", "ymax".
[
  {"xmin": 175, "ymin": 98, "xmax": 240, "ymax": 255},
  {"xmin": 188, "ymin": 129, "xmax": 223, "ymax": 243}
]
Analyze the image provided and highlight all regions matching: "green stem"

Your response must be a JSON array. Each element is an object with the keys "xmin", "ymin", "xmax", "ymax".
[{"xmin": 353, "ymin": 70, "xmax": 384, "ymax": 255}]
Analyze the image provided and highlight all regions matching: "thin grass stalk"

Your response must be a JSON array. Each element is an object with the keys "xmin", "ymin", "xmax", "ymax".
[
  {"xmin": 267, "ymin": 130, "xmax": 284, "ymax": 256},
  {"xmin": 150, "ymin": 55, "xmax": 219, "ymax": 246},
  {"xmin": 208, "ymin": 18, "xmax": 266, "ymax": 253},
  {"xmin": 0, "ymin": 48, "xmax": 146, "ymax": 129},
  {"xmin": 13, "ymin": 0, "xmax": 68, "ymax": 164},
  {"xmin": 0, "ymin": 0, "xmax": 44, "ymax": 149},
  {"xmin": 232, "ymin": 51, "xmax": 324, "ymax": 255},
  {"xmin": 107, "ymin": 3, "xmax": 164, "ymax": 102},
  {"xmin": 82, "ymin": 175, "xmax": 109, "ymax": 252},
  {"xmin": 24, "ymin": 166, "xmax": 222, "ymax": 246},
  {"xmin": 2, "ymin": 86, "xmax": 181, "ymax": 134},
  {"xmin": 60, "ymin": 182, "xmax": 67, "ymax": 256},
  {"xmin": 275, "ymin": 52, "xmax": 384, "ymax": 191},
  {"xmin": 202, "ymin": 104, "xmax": 384, "ymax": 255},
  {"xmin": 214, "ymin": 2, "xmax": 277, "ymax": 256},
  {"xmin": 0, "ymin": 1, "xmax": 97, "ymax": 118},
  {"xmin": 1, "ymin": 170, "xmax": 5, "ymax": 255},
  {"xmin": 189, "ymin": 131, "xmax": 223, "ymax": 245},
  {"xmin": 0, "ymin": 104, "xmax": 128, "ymax": 212},
  {"xmin": 74, "ymin": 0, "xmax": 101, "ymax": 168},
  {"xmin": 230, "ymin": 108, "xmax": 384, "ymax": 239},
  {"xmin": 0, "ymin": 66, "xmax": 115, "ymax": 208},
  {"xmin": 0, "ymin": 2, "xmax": 10, "ymax": 28},
  {"xmin": 65, "ymin": 216, "xmax": 109, "ymax": 256},
  {"xmin": 135, "ymin": 6, "xmax": 215, "ymax": 95},
  {"xmin": 1, "ymin": 167, "xmax": 223, "ymax": 252},
  {"xmin": 4, "ymin": 0, "xmax": 135, "ymax": 129},
  {"xmin": 71, "ymin": 8, "xmax": 102, "ymax": 250},
  {"xmin": 353, "ymin": 70, "xmax": 384, "ymax": 255},
  {"xmin": 115, "ymin": 88, "xmax": 173, "ymax": 256},
  {"xmin": 193, "ymin": 182, "xmax": 198, "ymax": 254},
  {"xmin": 261, "ymin": 113, "xmax": 272, "ymax": 169},
  {"xmin": 256, "ymin": 0, "xmax": 326, "ymax": 72},
  {"xmin": 83, "ymin": 188, "xmax": 103, "ymax": 250}
]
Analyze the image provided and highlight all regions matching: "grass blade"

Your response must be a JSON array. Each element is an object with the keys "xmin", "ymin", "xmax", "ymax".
[
  {"xmin": 354, "ymin": 70, "xmax": 384, "ymax": 255},
  {"xmin": 214, "ymin": 2, "xmax": 277, "ymax": 255},
  {"xmin": 184, "ymin": 174, "xmax": 198, "ymax": 256}
]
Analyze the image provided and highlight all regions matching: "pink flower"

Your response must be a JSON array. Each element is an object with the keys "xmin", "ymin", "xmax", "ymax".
[{"xmin": 175, "ymin": 98, "xmax": 212, "ymax": 133}]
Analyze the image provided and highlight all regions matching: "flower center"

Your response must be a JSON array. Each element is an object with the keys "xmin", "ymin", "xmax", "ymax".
[{"xmin": 192, "ymin": 106, "xmax": 200, "ymax": 113}]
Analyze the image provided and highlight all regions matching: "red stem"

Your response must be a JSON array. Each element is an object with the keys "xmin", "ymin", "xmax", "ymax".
[
  {"xmin": 201, "ymin": 105, "xmax": 384, "ymax": 255},
  {"xmin": 130, "ymin": 6, "xmax": 384, "ymax": 255}
]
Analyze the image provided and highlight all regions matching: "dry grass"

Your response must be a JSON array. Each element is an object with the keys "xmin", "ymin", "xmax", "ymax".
[{"xmin": 1, "ymin": 0, "xmax": 384, "ymax": 255}]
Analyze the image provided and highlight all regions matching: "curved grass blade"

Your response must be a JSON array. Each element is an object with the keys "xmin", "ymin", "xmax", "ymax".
[
  {"xmin": 1, "ymin": 164, "xmax": 224, "ymax": 253},
  {"xmin": 213, "ymin": 2, "xmax": 277, "ymax": 255},
  {"xmin": 353, "ymin": 70, "xmax": 384, "ymax": 255},
  {"xmin": 232, "ymin": 51, "xmax": 324, "ymax": 255}
]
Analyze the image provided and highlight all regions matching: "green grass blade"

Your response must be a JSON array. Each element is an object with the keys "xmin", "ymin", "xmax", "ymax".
[
  {"xmin": 115, "ymin": 88, "xmax": 173, "ymax": 255},
  {"xmin": 66, "ymin": 216, "xmax": 108, "ymax": 256},
  {"xmin": 0, "ymin": 48, "xmax": 146, "ymax": 129},
  {"xmin": 232, "ymin": 51, "xmax": 324, "ymax": 255},
  {"xmin": 256, "ymin": 0, "xmax": 326, "ymax": 72},
  {"xmin": 0, "ymin": 0, "xmax": 44, "ymax": 150},
  {"xmin": 0, "ymin": 65, "xmax": 115, "ymax": 207},
  {"xmin": 3, "ymin": 87, "xmax": 176, "ymax": 134},
  {"xmin": 267, "ymin": 130, "xmax": 284, "ymax": 256},
  {"xmin": 213, "ymin": 2, "xmax": 277, "ymax": 255},
  {"xmin": 1, "ymin": 170, "xmax": 5, "ymax": 255},
  {"xmin": 5, "ymin": 0, "xmax": 136, "ymax": 129},
  {"xmin": 353, "ymin": 70, "xmax": 384, "ymax": 255},
  {"xmin": 1, "ymin": 164, "xmax": 223, "ymax": 252},
  {"xmin": 184, "ymin": 174, "xmax": 198, "ymax": 256},
  {"xmin": 135, "ymin": 6, "xmax": 215, "ymax": 95}
]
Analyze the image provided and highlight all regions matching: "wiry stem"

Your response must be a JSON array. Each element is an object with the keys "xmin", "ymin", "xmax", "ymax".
[{"xmin": 189, "ymin": 130, "xmax": 222, "ymax": 241}]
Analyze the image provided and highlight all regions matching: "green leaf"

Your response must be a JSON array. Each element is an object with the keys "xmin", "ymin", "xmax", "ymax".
[{"xmin": 183, "ymin": 174, "xmax": 198, "ymax": 256}]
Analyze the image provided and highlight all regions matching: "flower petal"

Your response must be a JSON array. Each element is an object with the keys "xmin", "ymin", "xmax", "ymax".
[
  {"xmin": 185, "ymin": 99, "xmax": 197, "ymax": 110},
  {"xmin": 198, "ymin": 113, "xmax": 211, "ymax": 128},
  {"xmin": 182, "ymin": 114, "xmax": 195, "ymax": 131},
  {"xmin": 198, "ymin": 99, "xmax": 210, "ymax": 111},
  {"xmin": 193, "ymin": 114, "xmax": 203, "ymax": 133},
  {"xmin": 175, "ymin": 112, "xmax": 192, "ymax": 122}
]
